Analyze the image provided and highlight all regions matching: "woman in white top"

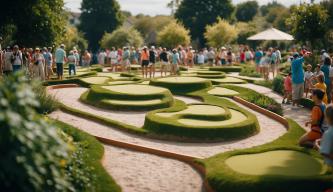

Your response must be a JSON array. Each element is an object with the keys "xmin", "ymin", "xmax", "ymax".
[{"xmin": 32, "ymin": 48, "xmax": 45, "ymax": 80}]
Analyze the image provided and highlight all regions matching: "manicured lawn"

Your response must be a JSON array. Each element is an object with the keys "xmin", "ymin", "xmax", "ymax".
[
  {"xmin": 210, "ymin": 77, "xmax": 246, "ymax": 84},
  {"xmin": 80, "ymin": 76, "xmax": 110, "ymax": 85},
  {"xmin": 208, "ymin": 87, "xmax": 240, "ymax": 97},
  {"xmin": 102, "ymin": 84, "xmax": 167, "ymax": 95}
]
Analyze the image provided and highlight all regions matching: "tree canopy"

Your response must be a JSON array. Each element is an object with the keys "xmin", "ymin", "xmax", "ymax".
[
  {"xmin": 286, "ymin": 4, "xmax": 328, "ymax": 48},
  {"xmin": 0, "ymin": 0, "xmax": 67, "ymax": 47},
  {"xmin": 205, "ymin": 18, "xmax": 238, "ymax": 48},
  {"xmin": 79, "ymin": 0, "xmax": 123, "ymax": 51},
  {"xmin": 235, "ymin": 1, "xmax": 259, "ymax": 22},
  {"xmin": 157, "ymin": 21, "xmax": 191, "ymax": 49},
  {"xmin": 175, "ymin": 0, "xmax": 234, "ymax": 46},
  {"xmin": 100, "ymin": 27, "xmax": 143, "ymax": 49}
]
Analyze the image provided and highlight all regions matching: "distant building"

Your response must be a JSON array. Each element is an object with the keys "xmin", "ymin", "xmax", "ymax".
[{"xmin": 68, "ymin": 12, "xmax": 81, "ymax": 26}]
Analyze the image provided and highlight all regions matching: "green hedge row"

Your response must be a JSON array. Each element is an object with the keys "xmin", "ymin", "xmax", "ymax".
[{"xmin": 149, "ymin": 78, "xmax": 212, "ymax": 94}]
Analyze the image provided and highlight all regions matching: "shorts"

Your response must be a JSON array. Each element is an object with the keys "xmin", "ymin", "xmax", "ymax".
[
  {"xmin": 142, "ymin": 60, "xmax": 149, "ymax": 67},
  {"xmin": 56, "ymin": 63, "xmax": 63, "ymax": 76},
  {"xmin": 306, "ymin": 129, "xmax": 322, "ymax": 141},
  {"xmin": 161, "ymin": 61, "xmax": 169, "ymax": 66},
  {"xmin": 292, "ymin": 83, "xmax": 304, "ymax": 100}
]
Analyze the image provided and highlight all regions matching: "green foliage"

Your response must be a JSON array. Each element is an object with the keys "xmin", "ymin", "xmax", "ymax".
[
  {"xmin": 286, "ymin": 4, "xmax": 328, "ymax": 48},
  {"xmin": 175, "ymin": 0, "xmax": 234, "ymax": 46},
  {"xmin": 253, "ymin": 80, "xmax": 273, "ymax": 89},
  {"xmin": 55, "ymin": 121, "xmax": 121, "ymax": 192},
  {"xmin": 157, "ymin": 21, "xmax": 191, "ymax": 49},
  {"xmin": 272, "ymin": 75, "xmax": 284, "ymax": 95},
  {"xmin": 0, "ymin": 0, "xmax": 67, "ymax": 47},
  {"xmin": 63, "ymin": 26, "xmax": 88, "ymax": 52},
  {"xmin": 133, "ymin": 15, "xmax": 175, "ymax": 44},
  {"xmin": 239, "ymin": 65, "xmax": 262, "ymax": 78},
  {"xmin": 80, "ymin": 0, "xmax": 124, "ymax": 51},
  {"xmin": 205, "ymin": 18, "xmax": 238, "ymax": 48},
  {"xmin": 100, "ymin": 27, "xmax": 143, "ymax": 49},
  {"xmin": 224, "ymin": 85, "xmax": 283, "ymax": 116},
  {"xmin": 209, "ymin": 66, "xmax": 242, "ymax": 73},
  {"xmin": 260, "ymin": 1, "xmax": 285, "ymax": 16},
  {"xmin": 32, "ymin": 83, "xmax": 59, "ymax": 114},
  {"xmin": 0, "ymin": 73, "xmax": 73, "ymax": 191},
  {"xmin": 236, "ymin": 22, "xmax": 258, "ymax": 45},
  {"xmin": 235, "ymin": 1, "xmax": 259, "ymax": 22}
]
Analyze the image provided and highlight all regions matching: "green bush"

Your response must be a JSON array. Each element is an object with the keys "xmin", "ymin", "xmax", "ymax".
[
  {"xmin": 224, "ymin": 85, "xmax": 283, "ymax": 116},
  {"xmin": 209, "ymin": 66, "xmax": 242, "ymax": 73},
  {"xmin": 33, "ymin": 83, "xmax": 59, "ymax": 114},
  {"xmin": 0, "ymin": 73, "xmax": 73, "ymax": 191},
  {"xmin": 239, "ymin": 65, "xmax": 262, "ymax": 78},
  {"xmin": 254, "ymin": 80, "xmax": 273, "ymax": 89},
  {"xmin": 272, "ymin": 75, "xmax": 284, "ymax": 95}
]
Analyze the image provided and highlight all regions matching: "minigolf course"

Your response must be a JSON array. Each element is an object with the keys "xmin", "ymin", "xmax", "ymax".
[
  {"xmin": 81, "ymin": 84, "xmax": 174, "ymax": 110},
  {"xmin": 150, "ymin": 77, "xmax": 212, "ymax": 93},
  {"xmin": 208, "ymin": 87, "xmax": 240, "ymax": 97},
  {"xmin": 144, "ymin": 103, "xmax": 258, "ymax": 140},
  {"xmin": 226, "ymin": 150, "xmax": 326, "ymax": 177}
]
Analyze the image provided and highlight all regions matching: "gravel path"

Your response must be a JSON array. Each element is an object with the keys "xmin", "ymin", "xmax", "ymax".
[
  {"xmin": 103, "ymin": 145, "xmax": 203, "ymax": 192},
  {"xmin": 235, "ymin": 83, "xmax": 310, "ymax": 131},
  {"xmin": 49, "ymin": 87, "xmax": 286, "ymax": 158}
]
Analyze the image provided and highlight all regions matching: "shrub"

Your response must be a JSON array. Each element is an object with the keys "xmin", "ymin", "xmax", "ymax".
[
  {"xmin": 33, "ymin": 83, "xmax": 59, "ymax": 114},
  {"xmin": 0, "ymin": 73, "xmax": 73, "ymax": 191},
  {"xmin": 272, "ymin": 75, "xmax": 284, "ymax": 95},
  {"xmin": 157, "ymin": 21, "xmax": 191, "ymax": 49},
  {"xmin": 205, "ymin": 18, "xmax": 238, "ymax": 48},
  {"xmin": 239, "ymin": 65, "xmax": 262, "ymax": 78},
  {"xmin": 254, "ymin": 80, "xmax": 273, "ymax": 89},
  {"xmin": 100, "ymin": 27, "xmax": 144, "ymax": 48}
]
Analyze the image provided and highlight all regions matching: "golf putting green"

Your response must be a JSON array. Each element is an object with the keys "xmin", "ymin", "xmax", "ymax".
[
  {"xmin": 144, "ymin": 103, "xmax": 258, "ymax": 140},
  {"xmin": 107, "ymin": 81, "xmax": 138, "ymax": 85},
  {"xmin": 150, "ymin": 77, "xmax": 212, "ymax": 93},
  {"xmin": 102, "ymin": 84, "xmax": 167, "ymax": 95},
  {"xmin": 80, "ymin": 76, "xmax": 110, "ymax": 85},
  {"xmin": 178, "ymin": 109, "xmax": 246, "ymax": 127},
  {"xmin": 210, "ymin": 77, "xmax": 246, "ymax": 84},
  {"xmin": 225, "ymin": 150, "xmax": 326, "ymax": 177},
  {"xmin": 208, "ymin": 87, "xmax": 240, "ymax": 97},
  {"xmin": 81, "ymin": 84, "xmax": 174, "ymax": 111}
]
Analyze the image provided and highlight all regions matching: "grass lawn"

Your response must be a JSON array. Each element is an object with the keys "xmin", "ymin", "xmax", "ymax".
[
  {"xmin": 210, "ymin": 77, "xmax": 246, "ymax": 84},
  {"xmin": 80, "ymin": 76, "xmax": 111, "ymax": 85},
  {"xmin": 208, "ymin": 87, "xmax": 240, "ymax": 97}
]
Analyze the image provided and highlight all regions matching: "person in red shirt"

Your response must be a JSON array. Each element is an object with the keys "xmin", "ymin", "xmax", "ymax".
[{"xmin": 282, "ymin": 72, "xmax": 292, "ymax": 104}]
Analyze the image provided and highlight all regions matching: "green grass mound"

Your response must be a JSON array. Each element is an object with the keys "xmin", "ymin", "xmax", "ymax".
[
  {"xmin": 150, "ymin": 77, "xmax": 212, "ymax": 94},
  {"xmin": 210, "ymin": 77, "xmax": 246, "ymax": 84},
  {"xmin": 80, "ymin": 76, "xmax": 111, "ymax": 85},
  {"xmin": 208, "ymin": 87, "xmax": 240, "ymax": 97},
  {"xmin": 144, "ymin": 103, "xmax": 257, "ymax": 140},
  {"xmin": 209, "ymin": 66, "xmax": 242, "ymax": 73},
  {"xmin": 81, "ymin": 84, "xmax": 174, "ymax": 111},
  {"xmin": 226, "ymin": 150, "xmax": 326, "ymax": 177},
  {"xmin": 203, "ymin": 120, "xmax": 332, "ymax": 192},
  {"xmin": 107, "ymin": 80, "xmax": 139, "ymax": 85}
]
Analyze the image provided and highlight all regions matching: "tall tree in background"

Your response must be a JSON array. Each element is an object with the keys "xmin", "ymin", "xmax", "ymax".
[
  {"xmin": 260, "ymin": 1, "xmax": 284, "ymax": 16},
  {"xmin": 175, "ymin": 0, "xmax": 234, "ymax": 47},
  {"xmin": 0, "ymin": 0, "xmax": 67, "ymax": 47},
  {"xmin": 79, "ymin": 0, "xmax": 123, "ymax": 51},
  {"xmin": 235, "ymin": 1, "xmax": 259, "ymax": 22},
  {"xmin": 286, "ymin": 4, "xmax": 328, "ymax": 49},
  {"xmin": 167, "ymin": 0, "xmax": 182, "ymax": 14}
]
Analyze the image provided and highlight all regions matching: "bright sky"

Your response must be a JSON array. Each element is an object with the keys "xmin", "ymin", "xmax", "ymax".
[{"xmin": 64, "ymin": 0, "xmax": 323, "ymax": 16}]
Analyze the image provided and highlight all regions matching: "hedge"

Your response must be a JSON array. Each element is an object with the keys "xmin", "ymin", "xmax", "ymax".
[{"xmin": 209, "ymin": 66, "xmax": 242, "ymax": 73}]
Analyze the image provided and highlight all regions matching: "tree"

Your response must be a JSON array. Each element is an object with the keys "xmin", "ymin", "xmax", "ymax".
[
  {"xmin": 62, "ymin": 26, "xmax": 88, "ymax": 52},
  {"xmin": 133, "ymin": 15, "xmax": 175, "ymax": 45},
  {"xmin": 236, "ymin": 22, "xmax": 257, "ymax": 45},
  {"xmin": 79, "ymin": 0, "xmax": 123, "ymax": 51},
  {"xmin": 260, "ymin": 1, "xmax": 285, "ymax": 16},
  {"xmin": 167, "ymin": 0, "xmax": 182, "ymax": 14},
  {"xmin": 204, "ymin": 18, "xmax": 238, "ymax": 48},
  {"xmin": 100, "ymin": 27, "xmax": 143, "ymax": 48},
  {"xmin": 175, "ymin": 0, "xmax": 234, "ymax": 46},
  {"xmin": 157, "ymin": 21, "xmax": 191, "ymax": 49},
  {"xmin": 0, "ymin": 0, "xmax": 67, "ymax": 47},
  {"xmin": 235, "ymin": 1, "xmax": 259, "ymax": 22},
  {"xmin": 286, "ymin": 4, "xmax": 328, "ymax": 48}
]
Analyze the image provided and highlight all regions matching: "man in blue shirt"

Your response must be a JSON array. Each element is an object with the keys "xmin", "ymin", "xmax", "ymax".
[
  {"xmin": 55, "ymin": 44, "xmax": 66, "ymax": 80},
  {"xmin": 291, "ymin": 53, "xmax": 307, "ymax": 107}
]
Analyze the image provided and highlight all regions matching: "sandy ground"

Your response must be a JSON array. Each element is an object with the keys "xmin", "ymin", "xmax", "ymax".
[
  {"xmin": 103, "ymin": 145, "xmax": 203, "ymax": 192},
  {"xmin": 49, "ymin": 87, "xmax": 286, "ymax": 158}
]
